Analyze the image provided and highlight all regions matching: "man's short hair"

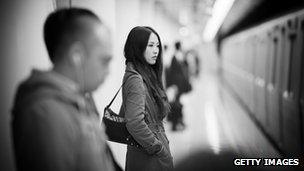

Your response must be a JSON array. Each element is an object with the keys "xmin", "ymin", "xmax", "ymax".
[{"xmin": 43, "ymin": 8, "xmax": 101, "ymax": 63}]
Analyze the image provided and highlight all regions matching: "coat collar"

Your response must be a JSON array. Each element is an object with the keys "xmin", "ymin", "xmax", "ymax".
[{"xmin": 125, "ymin": 62, "xmax": 138, "ymax": 75}]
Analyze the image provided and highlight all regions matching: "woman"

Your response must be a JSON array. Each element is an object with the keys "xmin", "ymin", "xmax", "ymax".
[{"xmin": 119, "ymin": 26, "xmax": 173, "ymax": 171}]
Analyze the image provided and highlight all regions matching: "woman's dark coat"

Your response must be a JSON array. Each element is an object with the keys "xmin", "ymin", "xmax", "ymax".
[{"xmin": 119, "ymin": 62, "xmax": 173, "ymax": 171}]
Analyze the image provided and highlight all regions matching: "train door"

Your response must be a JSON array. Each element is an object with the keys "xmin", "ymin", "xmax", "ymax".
[
  {"xmin": 266, "ymin": 26, "xmax": 284, "ymax": 149},
  {"xmin": 245, "ymin": 36, "xmax": 255, "ymax": 115},
  {"xmin": 252, "ymin": 35, "xmax": 260, "ymax": 121},
  {"xmin": 238, "ymin": 35, "xmax": 248, "ymax": 107},
  {"xmin": 249, "ymin": 36, "xmax": 258, "ymax": 115},
  {"xmin": 234, "ymin": 40, "xmax": 242, "ymax": 96},
  {"xmin": 253, "ymin": 32, "xmax": 268, "ymax": 128},
  {"xmin": 264, "ymin": 31, "xmax": 273, "ymax": 135},
  {"xmin": 281, "ymin": 18, "xmax": 302, "ymax": 156}
]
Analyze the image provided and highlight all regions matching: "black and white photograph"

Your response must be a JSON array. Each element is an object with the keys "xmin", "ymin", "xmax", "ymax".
[{"xmin": 0, "ymin": 0, "xmax": 304, "ymax": 171}]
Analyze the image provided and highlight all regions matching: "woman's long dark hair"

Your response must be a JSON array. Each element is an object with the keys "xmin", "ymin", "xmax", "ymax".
[{"xmin": 124, "ymin": 26, "xmax": 170, "ymax": 120}]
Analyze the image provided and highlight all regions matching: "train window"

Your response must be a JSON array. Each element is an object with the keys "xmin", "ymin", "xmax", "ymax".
[
  {"xmin": 256, "ymin": 37, "xmax": 266, "ymax": 80},
  {"xmin": 272, "ymin": 37, "xmax": 278, "ymax": 86},
  {"xmin": 253, "ymin": 36, "xmax": 259, "ymax": 78},
  {"xmin": 281, "ymin": 27, "xmax": 286, "ymax": 91},
  {"xmin": 261, "ymin": 37, "xmax": 267, "ymax": 81},
  {"xmin": 286, "ymin": 17, "xmax": 303, "ymax": 100},
  {"xmin": 287, "ymin": 33, "xmax": 296, "ymax": 94}
]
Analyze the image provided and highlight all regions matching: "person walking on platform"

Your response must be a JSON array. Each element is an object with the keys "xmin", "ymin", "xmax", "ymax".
[
  {"xmin": 185, "ymin": 49, "xmax": 201, "ymax": 80},
  {"xmin": 166, "ymin": 41, "xmax": 192, "ymax": 131},
  {"xmin": 120, "ymin": 26, "xmax": 173, "ymax": 171},
  {"xmin": 11, "ymin": 8, "xmax": 120, "ymax": 171}
]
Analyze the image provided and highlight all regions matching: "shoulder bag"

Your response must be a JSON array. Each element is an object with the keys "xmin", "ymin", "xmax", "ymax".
[{"xmin": 102, "ymin": 77, "xmax": 141, "ymax": 148}]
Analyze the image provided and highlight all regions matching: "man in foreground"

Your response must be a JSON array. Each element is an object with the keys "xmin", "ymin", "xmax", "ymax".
[{"xmin": 12, "ymin": 8, "xmax": 118, "ymax": 171}]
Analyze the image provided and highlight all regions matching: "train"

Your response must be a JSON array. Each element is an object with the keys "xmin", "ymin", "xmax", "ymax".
[{"xmin": 219, "ymin": 9, "xmax": 304, "ymax": 157}]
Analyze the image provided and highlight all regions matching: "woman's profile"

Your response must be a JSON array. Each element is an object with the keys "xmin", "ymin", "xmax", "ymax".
[{"xmin": 119, "ymin": 26, "xmax": 173, "ymax": 171}]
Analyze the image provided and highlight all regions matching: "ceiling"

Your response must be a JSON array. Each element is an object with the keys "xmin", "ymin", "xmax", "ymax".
[{"xmin": 155, "ymin": 0, "xmax": 216, "ymax": 35}]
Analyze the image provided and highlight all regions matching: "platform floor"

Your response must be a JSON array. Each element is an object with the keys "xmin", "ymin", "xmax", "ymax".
[{"xmin": 109, "ymin": 69, "xmax": 281, "ymax": 169}]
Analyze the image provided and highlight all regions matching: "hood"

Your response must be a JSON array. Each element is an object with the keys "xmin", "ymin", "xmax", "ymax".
[{"xmin": 12, "ymin": 69, "xmax": 81, "ymax": 115}]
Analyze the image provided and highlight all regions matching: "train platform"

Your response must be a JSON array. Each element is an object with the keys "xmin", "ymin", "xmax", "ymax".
[
  {"xmin": 109, "ymin": 68, "xmax": 281, "ymax": 169},
  {"xmin": 166, "ymin": 69, "xmax": 281, "ymax": 163}
]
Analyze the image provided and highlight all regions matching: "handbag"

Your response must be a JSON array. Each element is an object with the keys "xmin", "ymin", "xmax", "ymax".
[{"xmin": 102, "ymin": 78, "xmax": 141, "ymax": 148}]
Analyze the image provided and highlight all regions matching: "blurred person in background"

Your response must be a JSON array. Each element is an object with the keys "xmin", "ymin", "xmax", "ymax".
[
  {"xmin": 166, "ymin": 41, "xmax": 192, "ymax": 131},
  {"xmin": 11, "ymin": 8, "xmax": 120, "ymax": 171},
  {"xmin": 162, "ymin": 44, "xmax": 170, "ymax": 88},
  {"xmin": 120, "ymin": 26, "xmax": 173, "ymax": 171},
  {"xmin": 185, "ymin": 49, "xmax": 200, "ymax": 80}
]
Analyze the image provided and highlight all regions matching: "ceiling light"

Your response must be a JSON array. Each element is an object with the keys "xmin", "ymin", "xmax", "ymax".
[{"xmin": 203, "ymin": 0, "xmax": 235, "ymax": 42}]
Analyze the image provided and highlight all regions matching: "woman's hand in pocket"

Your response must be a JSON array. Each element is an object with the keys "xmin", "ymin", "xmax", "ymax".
[{"xmin": 155, "ymin": 145, "xmax": 170, "ymax": 159}]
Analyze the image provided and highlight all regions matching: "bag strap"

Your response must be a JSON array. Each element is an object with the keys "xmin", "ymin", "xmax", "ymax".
[{"xmin": 106, "ymin": 75, "xmax": 131, "ymax": 108}]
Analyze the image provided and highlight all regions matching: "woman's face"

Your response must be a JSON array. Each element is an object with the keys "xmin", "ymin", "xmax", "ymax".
[{"xmin": 144, "ymin": 33, "xmax": 159, "ymax": 65}]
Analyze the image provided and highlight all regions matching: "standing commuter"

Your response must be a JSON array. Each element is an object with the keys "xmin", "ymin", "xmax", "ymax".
[
  {"xmin": 166, "ymin": 41, "xmax": 191, "ymax": 131},
  {"xmin": 185, "ymin": 49, "xmax": 200, "ymax": 79},
  {"xmin": 120, "ymin": 26, "xmax": 173, "ymax": 171},
  {"xmin": 11, "ymin": 8, "xmax": 120, "ymax": 171}
]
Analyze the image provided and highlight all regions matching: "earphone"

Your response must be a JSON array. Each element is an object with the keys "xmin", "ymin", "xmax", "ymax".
[
  {"xmin": 72, "ymin": 52, "xmax": 85, "ymax": 93},
  {"xmin": 73, "ymin": 54, "xmax": 82, "ymax": 66}
]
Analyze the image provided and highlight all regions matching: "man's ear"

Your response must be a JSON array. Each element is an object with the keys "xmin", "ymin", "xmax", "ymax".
[{"xmin": 70, "ymin": 41, "xmax": 85, "ymax": 67}]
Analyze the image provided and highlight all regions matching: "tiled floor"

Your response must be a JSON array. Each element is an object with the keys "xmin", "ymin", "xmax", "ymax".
[{"xmin": 109, "ymin": 69, "xmax": 281, "ymax": 169}]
